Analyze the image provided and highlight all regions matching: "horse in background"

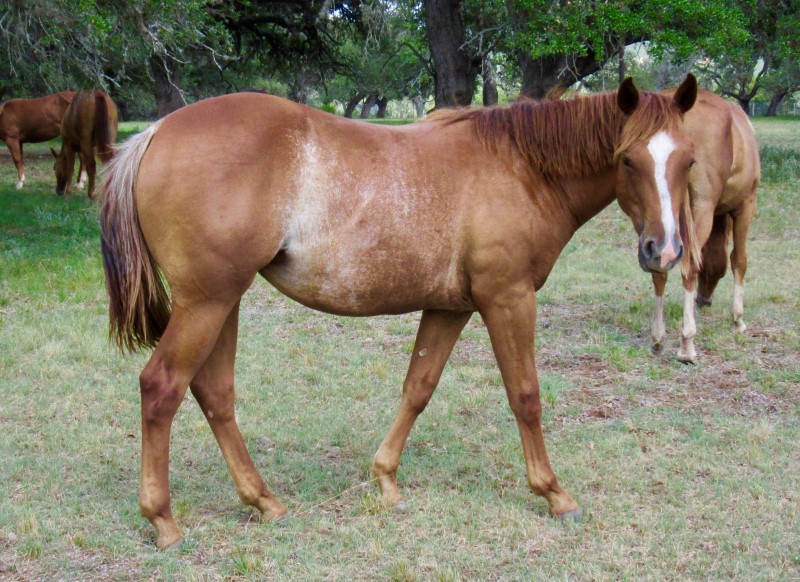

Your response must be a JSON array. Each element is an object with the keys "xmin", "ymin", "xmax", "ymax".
[
  {"xmin": 52, "ymin": 90, "xmax": 118, "ymax": 199},
  {"xmin": 100, "ymin": 76, "xmax": 697, "ymax": 548},
  {"xmin": 0, "ymin": 91, "xmax": 88, "ymax": 189},
  {"xmin": 649, "ymin": 88, "xmax": 760, "ymax": 363}
]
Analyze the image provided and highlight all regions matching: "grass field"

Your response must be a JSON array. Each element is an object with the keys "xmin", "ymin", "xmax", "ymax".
[{"xmin": 0, "ymin": 118, "xmax": 798, "ymax": 580}]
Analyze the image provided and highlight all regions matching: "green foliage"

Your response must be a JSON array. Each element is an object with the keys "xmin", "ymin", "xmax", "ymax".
[{"xmin": 512, "ymin": 0, "xmax": 750, "ymax": 63}]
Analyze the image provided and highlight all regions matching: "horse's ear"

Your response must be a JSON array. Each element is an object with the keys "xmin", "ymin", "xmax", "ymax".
[
  {"xmin": 50, "ymin": 147, "xmax": 58, "ymax": 158},
  {"xmin": 617, "ymin": 77, "xmax": 639, "ymax": 115},
  {"xmin": 673, "ymin": 73, "xmax": 697, "ymax": 114}
]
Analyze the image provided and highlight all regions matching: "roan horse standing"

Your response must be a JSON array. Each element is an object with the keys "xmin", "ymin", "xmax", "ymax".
[
  {"xmin": 52, "ymin": 90, "xmax": 118, "ymax": 199},
  {"xmin": 101, "ymin": 76, "xmax": 697, "ymax": 548},
  {"xmin": 649, "ymin": 88, "xmax": 760, "ymax": 362},
  {"xmin": 0, "ymin": 91, "xmax": 77, "ymax": 189}
]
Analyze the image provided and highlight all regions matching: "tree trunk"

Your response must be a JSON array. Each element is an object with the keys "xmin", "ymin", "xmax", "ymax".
[
  {"xmin": 344, "ymin": 92, "xmax": 365, "ymax": 118},
  {"xmin": 518, "ymin": 51, "xmax": 604, "ymax": 99},
  {"xmin": 360, "ymin": 91, "xmax": 377, "ymax": 118},
  {"xmin": 618, "ymin": 45, "xmax": 627, "ymax": 84},
  {"xmin": 289, "ymin": 72, "xmax": 310, "ymax": 104},
  {"xmin": 412, "ymin": 95, "xmax": 426, "ymax": 118},
  {"xmin": 424, "ymin": 0, "xmax": 480, "ymax": 108},
  {"xmin": 736, "ymin": 97, "xmax": 751, "ymax": 115},
  {"xmin": 517, "ymin": 49, "xmax": 603, "ymax": 99},
  {"xmin": 376, "ymin": 96, "xmax": 389, "ymax": 118},
  {"xmin": 766, "ymin": 89, "xmax": 790, "ymax": 117},
  {"xmin": 482, "ymin": 54, "xmax": 498, "ymax": 106},
  {"xmin": 150, "ymin": 55, "xmax": 184, "ymax": 118}
]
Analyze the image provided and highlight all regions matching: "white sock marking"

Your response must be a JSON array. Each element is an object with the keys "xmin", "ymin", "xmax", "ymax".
[
  {"xmin": 682, "ymin": 289, "xmax": 697, "ymax": 340},
  {"xmin": 653, "ymin": 295, "xmax": 666, "ymax": 344}
]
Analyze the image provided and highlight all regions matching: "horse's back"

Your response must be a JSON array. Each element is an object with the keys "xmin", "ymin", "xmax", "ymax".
[
  {"xmin": 135, "ymin": 93, "xmax": 487, "ymax": 315},
  {"xmin": 0, "ymin": 92, "xmax": 74, "ymax": 141},
  {"xmin": 727, "ymin": 102, "xmax": 760, "ymax": 194}
]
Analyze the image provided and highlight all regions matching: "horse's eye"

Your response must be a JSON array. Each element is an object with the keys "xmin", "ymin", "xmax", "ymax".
[{"xmin": 622, "ymin": 157, "xmax": 634, "ymax": 168}]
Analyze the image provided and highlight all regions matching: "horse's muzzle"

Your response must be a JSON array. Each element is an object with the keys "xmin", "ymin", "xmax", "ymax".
[{"xmin": 638, "ymin": 235, "xmax": 683, "ymax": 273}]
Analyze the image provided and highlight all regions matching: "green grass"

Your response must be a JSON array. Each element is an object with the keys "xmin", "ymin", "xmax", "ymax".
[{"xmin": 0, "ymin": 118, "xmax": 798, "ymax": 580}]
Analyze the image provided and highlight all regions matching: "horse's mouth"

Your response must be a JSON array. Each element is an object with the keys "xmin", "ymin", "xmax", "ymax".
[{"xmin": 638, "ymin": 247, "xmax": 683, "ymax": 273}]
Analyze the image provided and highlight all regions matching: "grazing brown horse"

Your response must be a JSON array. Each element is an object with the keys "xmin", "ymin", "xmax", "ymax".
[
  {"xmin": 649, "ymin": 88, "xmax": 760, "ymax": 362},
  {"xmin": 101, "ymin": 76, "xmax": 697, "ymax": 548},
  {"xmin": 52, "ymin": 90, "xmax": 118, "ymax": 199},
  {"xmin": 0, "ymin": 91, "xmax": 76, "ymax": 189}
]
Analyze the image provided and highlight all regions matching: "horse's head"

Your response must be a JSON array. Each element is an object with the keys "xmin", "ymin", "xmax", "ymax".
[
  {"xmin": 614, "ymin": 74, "xmax": 697, "ymax": 273},
  {"xmin": 51, "ymin": 146, "xmax": 68, "ymax": 196}
]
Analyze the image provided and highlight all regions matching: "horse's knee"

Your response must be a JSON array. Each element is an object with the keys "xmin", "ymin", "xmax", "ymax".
[
  {"xmin": 192, "ymin": 380, "xmax": 236, "ymax": 423},
  {"xmin": 140, "ymin": 363, "xmax": 185, "ymax": 423},
  {"xmin": 508, "ymin": 385, "xmax": 542, "ymax": 425}
]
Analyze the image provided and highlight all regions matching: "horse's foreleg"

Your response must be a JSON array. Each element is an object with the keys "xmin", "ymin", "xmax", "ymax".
[
  {"xmin": 372, "ymin": 309, "xmax": 470, "ymax": 507},
  {"xmin": 62, "ymin": 144, "xmax": 77, "ymax": 197},
  {"xmin": 730, "ymin": 196, "xmax": 756, "ymax": 333},
  {"xmin": 138, "ymin": 299, "xmax": 236, "ymax": 549},
  {"xmin": 678, "ymin": 204, "xmax": 715, "ymax": 363},
  {"xmin": 189, "ymin": 302, "xmax": 288, "ymax": 521},
  {"xmin": 7, "ymin": 139, "xmax": 24, "ymax": 189},
  {"xmin": 479, "ymin": 286, "xmax": 579, "ymax": 518},
  {"xmin": 651, "ymin": 271, "xmax": 668, "ymax": 354}
]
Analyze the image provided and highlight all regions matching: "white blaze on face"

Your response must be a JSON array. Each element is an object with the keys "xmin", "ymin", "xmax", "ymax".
[{"xmin": 646, "ymin": 131, "xmax": 678, "ymax": 267}]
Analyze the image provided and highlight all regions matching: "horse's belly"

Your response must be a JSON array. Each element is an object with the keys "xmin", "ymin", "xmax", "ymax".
[{"xmin": 260, "ymin": 242, "xmax": 470, "ymax": 316}]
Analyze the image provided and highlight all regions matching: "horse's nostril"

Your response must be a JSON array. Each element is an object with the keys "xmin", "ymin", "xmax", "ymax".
[{"xmin": 643, "ymin": 238, "xmax": 658, "ymax": 260}]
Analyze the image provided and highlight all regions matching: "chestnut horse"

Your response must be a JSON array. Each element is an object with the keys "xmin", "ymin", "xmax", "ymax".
[
  {"xmin": 0, "ymin": 91, "xmax": 79, "ymax": 189},
  {"xmin": 649, "ymin": 88, "xmax": 760, "ymax": 362},
  {"xmin": 52, "ymin": 90, "xmax": 118, "ymax": 199},
  {"xmin": 101, "ymin": 76, "xmax": 697, "ymax": 548}
]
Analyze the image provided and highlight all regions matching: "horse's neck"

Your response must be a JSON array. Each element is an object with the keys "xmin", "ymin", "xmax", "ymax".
[{"xmin": 553, "ymin": 169, "xmax": 618, "ymax": 231}]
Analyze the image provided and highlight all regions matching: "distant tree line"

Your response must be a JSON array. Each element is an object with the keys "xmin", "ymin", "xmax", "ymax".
[{"xmin": 1, "ymin": 1, "xmax": 798, "ymax": 118}]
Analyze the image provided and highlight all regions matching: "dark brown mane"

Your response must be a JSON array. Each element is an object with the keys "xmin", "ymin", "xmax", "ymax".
[{"xmin": 428, "ymin": 92, "xmax": 684, "ymax": 177}]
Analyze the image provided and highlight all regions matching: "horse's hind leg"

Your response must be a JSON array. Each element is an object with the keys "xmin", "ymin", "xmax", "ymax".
[
  {"xmin": 372, "ymin": 310, "xmax": 470, "ymax": 506},
  {"xmin": 730, "ymin": 196, "xmax": 757, "ymax": 333},
  {"xmin": 189, "ymin": 301, "xmax": 288, "ymax": 521},
  {"xmin": 651, "ymin": 271, "xmax": 668, "ymax": 354},
  {"xmin": 138, "ymin": 297, "xmax": 240, "ymax": 549},
  {"xmin": 75, "ymin": 154, "xmax": 87, "ymax": 189},
  {"xmin": 82, "ymin": 146, "xmax": 97, "ymax": 199},
  {"xmin": 697, "ymin": 214, "xmax": 730, "ymax": 307}
]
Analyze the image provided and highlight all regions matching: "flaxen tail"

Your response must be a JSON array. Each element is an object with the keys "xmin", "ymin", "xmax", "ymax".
[
  {"xmin": 100, "ymin": 121, "xmax": 169, "ymax": 352},
  {"xmin": 679, "ymin": 185, "xmax": 702, "ymax": 278}
]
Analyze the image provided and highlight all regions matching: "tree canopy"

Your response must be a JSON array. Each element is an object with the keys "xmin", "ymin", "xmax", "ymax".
[{"xmin": 1, "ymin": 0, "xmax": 797, "ymax": 117}]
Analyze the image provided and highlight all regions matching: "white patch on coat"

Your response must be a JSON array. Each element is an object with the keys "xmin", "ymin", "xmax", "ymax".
[{"xmin": 647, "ymin": 132, "xmax": 677, "ymax": 248}]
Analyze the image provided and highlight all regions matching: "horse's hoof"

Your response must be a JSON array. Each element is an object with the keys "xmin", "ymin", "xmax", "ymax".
[
  {"xmin": 15, "ymin": 182, "xmax": 24, "ymax": 190},
  {"xmin": 651, "ymin": 342, "xmax": 664, "ymax": 355},
  {"xmin": 394, "ymin": 499, "xmax": 409, "ymax": 512},
  {"xmin": 734, "ymin": 321, "xmax": 747, "ymax": 334},
  {"xmin": 677, "ymin": 353, "xmax": 696, "ymax": 365},
  {"xmin": 260, "ymin": 506, "xmax": 289, "ymax": 523},
  {"xmin": 554, "ymin": 508, "xmax": 584, "ymax": 523},
  {"xmin": 267, "ymin": 511, "xmax": 290, "ymax": 524},
  {"xmin": 155, "ymin": 532, "xmax": 185, "ymax": 551},
  {"xmin": 695, "ymin": 296, "xmax": 712, "ymax": 308}
]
